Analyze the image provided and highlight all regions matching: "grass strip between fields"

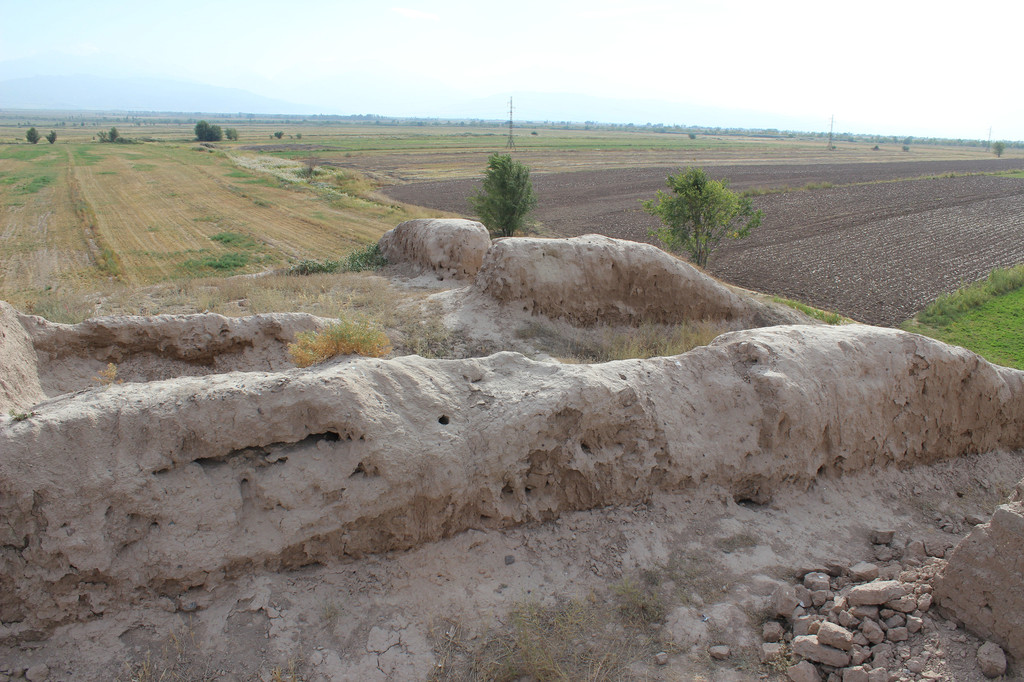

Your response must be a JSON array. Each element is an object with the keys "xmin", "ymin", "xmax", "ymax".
[{"xmin": 902, "ymin": 264, "xmax": 1024, "ymax": 369}]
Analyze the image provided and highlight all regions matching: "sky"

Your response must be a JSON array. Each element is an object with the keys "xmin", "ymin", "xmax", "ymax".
[{"xmin": 1, "ymin": 0, "xmax": 1022, "ymax": 140}]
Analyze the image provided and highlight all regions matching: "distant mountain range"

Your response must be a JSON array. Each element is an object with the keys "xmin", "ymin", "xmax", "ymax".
[
  {"xmin": 0, "ymin": 74, "xmax": 833, "ymax": 133},
  {"xmin": 0, "ymin": 75, "xmax": 306, "ymax": 114}
]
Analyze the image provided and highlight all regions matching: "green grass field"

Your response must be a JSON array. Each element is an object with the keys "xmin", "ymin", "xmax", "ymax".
[{"xmin": 921, "ymin": 288, "xmax": 1024, "ymax": 368}]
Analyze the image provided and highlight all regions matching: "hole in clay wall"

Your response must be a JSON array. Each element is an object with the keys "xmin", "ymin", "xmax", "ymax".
[
  {"xmin": 438, "ymin": 415, "xmax": 450, "ymax": 425},
  {"xmin": 350, "ymin": 461, "xmax": 378, "ymax": 478}
]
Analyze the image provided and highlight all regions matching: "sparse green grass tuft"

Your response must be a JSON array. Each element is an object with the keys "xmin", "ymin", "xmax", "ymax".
[
  {"xmin": 714, "ymin": 532, "xmax": 760, "ymax": 553},
  {"xmin": 183, "ymin": 252, "xmax": 250, "ymax": 272},
  {"xmin": 611, "ymin": 578, "xmax": 667, "ymax": 628},
  {"xmin": 27, "ymin": 293, "xmax": 93, "ymax": 323},
  {"xmin": 210, "ymin": 231, "xmax": 258, "ymax": 249},
  {"xmin": 288, "ymin": 316, "xmax": 392, "ymax": 366},
  {"xmin": 18, "ymin": 175, "xmax": 54, "ymax": 194},
  {"xmin": 770, "ymin": 296, "xmax": 849, "ymax": 324}
]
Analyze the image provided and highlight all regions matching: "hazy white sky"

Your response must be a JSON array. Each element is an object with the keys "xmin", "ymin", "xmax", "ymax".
[{"xmin": 2, "ymin": 0, "xmax": 1021, "ymax": 139}]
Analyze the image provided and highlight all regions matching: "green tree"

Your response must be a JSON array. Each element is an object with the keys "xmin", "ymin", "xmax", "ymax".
[
  {"xmin": 273, "ymin": 131, "xmax": 284, "ymax": 139},
  {"xmin": 642, "ymin": 167, "xmax": 762, "ymax": 268},
  {"xmin": 45, "ymin": 130, "xmax": 57, "ymax": 144},
  {"xmin": 97, "ymin": 127, "xmax": 120, "ymax": 143},
  {"xmin": 25, "ymin": 127, "xmax": 40, "ymax": 144},
  {"xmin": 469, "ymin": 153, "xmax": 537, "ymax": 237},
  {"xmin": 993, "ymin": 141, "xmax": 1006, "ymax": 157},
  {"xmin": 194, "ymin": 120, "xmax": 223, "ymax": 142},
  {"xmin": 224, "ymin": 127, "xmax": 239, "ymax": 141}
]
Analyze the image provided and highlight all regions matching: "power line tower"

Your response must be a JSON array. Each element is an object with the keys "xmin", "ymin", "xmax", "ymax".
[
  {"xmin": 827, "ymin": 114, "xmax": 836, "ymax": 151},
  {"xmin": 505, "ymin": 97, "xmax": 515, "ymax": 150}
]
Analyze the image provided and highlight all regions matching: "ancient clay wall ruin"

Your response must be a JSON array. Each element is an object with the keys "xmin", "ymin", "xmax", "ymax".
[
  {"xmin": 0, "ymin": 302, "xmax": 45, "ymax": 412},
  {"xmin": 378, "ymin": 218, "xmax": 491, "ymax": 280},
  {"xmin": 473, "ymin": 234, "xmax": 803, "ymax": 327},
  {"xmin": 1, "ymin": 324, "xmax": 1021, "ymax": 641},
  {"xmin": 935, "ymin": 498, "xmax": 1024, "ymax": 658}
]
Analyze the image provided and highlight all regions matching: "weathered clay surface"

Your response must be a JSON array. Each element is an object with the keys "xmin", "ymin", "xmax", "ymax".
[
  {"xmin": 378, "ymin": 218, "xmax": 491, "ymax": 280},
  {"xmin": 934, "ymin": 497, "xmax": 1024, "ymax": 658},
  {"xmin": 19, "ymin": 310, "xmax": 326, "ymax": 396},
  {"xmin": 0, "ymin": 302, "xmax": 45, "ymax": 412},
  {"xmin": 473, "ymin": 234, "xmax": 807, "ymax": 327},
  {"xmin": 1, "ymin": 324, "xmax": 1022, "ymax": 641}
]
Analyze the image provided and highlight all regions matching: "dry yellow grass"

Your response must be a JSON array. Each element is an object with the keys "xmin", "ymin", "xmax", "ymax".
[
  {"xmin": 0, "ymin": 140, "xmax": 442, "ymax": 310},
  {"xmin": 288, "ymin": 316, "xmax": 392, "ymax": 366}
]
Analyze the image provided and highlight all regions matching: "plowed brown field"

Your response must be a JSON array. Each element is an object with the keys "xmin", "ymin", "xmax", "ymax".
[{"xmin": 384, "ymin": 159, "xmax": 1024, "ymax": 325}]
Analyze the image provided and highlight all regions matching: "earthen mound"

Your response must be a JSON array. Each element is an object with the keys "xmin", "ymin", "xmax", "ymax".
[
  {"xmin": 2, "ymin": 324, "xmax": 1021, "ymax": 641},
  {"xmin": 473, "ymin": 234, "xmax": 804, "ymax": 327},
  {"xmin": 0, "ymin": 302, "xmax": 45, "ymax": 412},
  {"xmin": 378, "ymin": 218, "xmax": 491, "ymax": 280}
]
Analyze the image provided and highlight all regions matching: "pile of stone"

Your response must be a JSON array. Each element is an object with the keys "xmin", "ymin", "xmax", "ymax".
[{"xmin": 760, "ymin": 530, "xmax": 1009, "ymax": 681}]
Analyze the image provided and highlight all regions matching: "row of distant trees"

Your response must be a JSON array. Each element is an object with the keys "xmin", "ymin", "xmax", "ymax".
[{"xmin": 24, "ymin": 121, "xmax": 246, "ymax": 144}]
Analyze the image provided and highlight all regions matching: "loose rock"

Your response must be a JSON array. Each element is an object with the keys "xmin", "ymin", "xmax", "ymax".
[
  {"xmin": 787, "ymin": 660, "xmax": 821, "ymax": 682},
  {"xmin": 847, "ymin": 581, "xmax": 903, "ymax": 606},
  {"xmin": 709, "ymin": 645, "xmax": 731, "ymax": 660},
  {"xmin": 848, "ymin": 562, "xmax": 879, "ymax": 582},
  {"xmin": 976, "ymin": 641, "xmax": 1007, "ymax": 678},
  {"xmin": 817, "ymin": 621, "xmax": 855, "ymax": 652},
  {"xmin": 24, "ymin": 665, "xmax": 48, "ymax": 682},
  {"xmin": 763, "ymin": 621, "xmax": 785, "ymax": 643},
  {"xmin": 792, "ymin": 635, "xmax": 852, "ymax": 667}
]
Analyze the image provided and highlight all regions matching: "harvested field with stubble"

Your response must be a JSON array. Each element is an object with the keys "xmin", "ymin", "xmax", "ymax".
[
  {"xmin": 384, "ymin": 158, "xmax": 1024, "ymax": 325},
  {"xmin": 0, "ymin": 139, "xmax": 433, "ymax": 313}
]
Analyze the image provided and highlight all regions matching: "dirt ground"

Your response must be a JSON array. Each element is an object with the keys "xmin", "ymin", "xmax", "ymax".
[
  {"xmin": 383, "ymin": 159, "xmax": 1024, "ymax": 325},
  {"xmin": 6, "ymin": 450, "xmax": 1021, "ymax": 681}
]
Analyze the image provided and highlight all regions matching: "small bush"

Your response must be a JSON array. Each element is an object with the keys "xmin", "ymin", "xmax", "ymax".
[
  {"xmin": 287, "ymin": 244, "xmax": 387, "ymax": 276},
  {"xmin": 288, "ymin": 317, "xmax": 392, "ymax": 367},
  {"xmin": 289, "ymin": 259, "xmax": 342, "ymax": 276},
  {"xmin": 343, "ymin": 243, "xmax": 388, "ymax": 271}
]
